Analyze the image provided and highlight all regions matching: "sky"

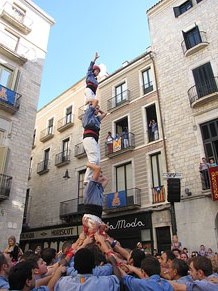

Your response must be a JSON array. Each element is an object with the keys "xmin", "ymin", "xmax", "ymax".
[{"xmin": 33, "ymin": 0, "xmax": 159, "ymax": 109}]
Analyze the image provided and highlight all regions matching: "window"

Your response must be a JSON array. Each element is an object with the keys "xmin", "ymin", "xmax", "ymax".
[
  {"xmin": 62, "ymin": 138, "xmax": 70, "ymax": 158},
  {"xmin": 150, "ymin": 152, "xmax": 162, "ymax": 187},
  {"xmin": 192, "ymin": 62, "xmax": 217, "ymax": 98},
  {"xmin": 145, "ymin": 104, "xmax": 159, "ymax": 143},
  {"xmin": 66, "ymin": 106, "xmax": 72, "ymax": 124},
  {"xmin": 116, "ymin": 162, "xmax": 133, "ymax": 192},
  {"xmin": 78, "ymin": 170, "xmax": 86, "ymax": 203},
  {"xmin": 47, "ymin": 118, "xmax": 54, "ymax": 134},
  {"xmin": 0, "ymin": 65, "xmax": 14, "ymax": 88},
  {"xmin": 115, "ymin": 82, "xmax": 127, "ymax": 104},
  {"xmin": 28, "ymin": 157, "xmax": 32, "ymax": 179},
  {"xmin": 44, "ymin": 148, "xmax": 50, "ymax": 169},
  {"xmin": 200, "ymin": 118, "xmax": 218, "ymax": 162},
  {"xmin": 12, "ymin": 3, "xmax": 25, "ymax": 22},
  {"xmin": 142, "ymin": 68, "xmax": 153, "ymax": 94},
  {"xmin": 196, "ymin": 0, "xmax": 203, "ymax": 3},
  {"xmin": 32, "ymin": 129, "xmax": 36, "ymax": 147},
  {"xmin": 4, "ymin": 29, "xmax": 19, "ymax": 51},
  {"xmin": 114, "ymin": 116, "xmax": 131, "ymax": 149},
  {"xmin": 183, "ymin": 26, "xmax": 202, "ymax": 50},
  {"xmin": 23, "ymin": 189, "xmax": 30, "ymax": 225},
  {"xmin": 173, "ymin": 0, "xmax": 193, "ymax": 17}
]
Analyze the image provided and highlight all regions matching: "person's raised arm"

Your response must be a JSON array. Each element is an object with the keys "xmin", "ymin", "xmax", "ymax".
[
  {"xmin": 98, "ymin": 108, "xmax": 107, "ymax": 121},
  {"xmin": 93, "ymin": 52, "xmax": 99, "ymax": 63},
  {"xmin": 86, "ymin": 162, "xmax": 101, "ymax": 181}
]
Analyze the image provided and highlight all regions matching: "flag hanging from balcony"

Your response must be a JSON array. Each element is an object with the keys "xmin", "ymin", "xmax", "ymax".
[
  {"xmin": 0, "ymin": 85, "xmax": 16, "ymax": 105},
  {"xmin": 209, "ymin": 166, "xmax": 218, "ymax": 201},
  {"xmin": 113, "ymin": 138, "xmax": 121, "ymax": 152},
  {"xmin": 152, "ymin": 186, "xmax": 165, "ymax": 203}
]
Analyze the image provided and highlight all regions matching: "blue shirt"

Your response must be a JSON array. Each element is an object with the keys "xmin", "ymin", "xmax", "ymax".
[
  {"xmin": 67, "ymin": 263, "xmax": 113, "ymax": 277},
  {"xmin": 54, "ymin": 274, "xmax": 120, "ymax": 291},
  {"xmin": 0, "ymin": 275, "xmax": 9, "ymax": 289},
  {"xmin": 82, "ymin": 105, "xmax": 101, "ymax": 130},
  {"xmin": 123, "ymin": 274, "xmax": 173, "ymax": 291},
  {"xmin": 186, "ymin": 279, "xmax": 218, "ymax": 291},
  {"xmin": 86, "ymin": 61, "xmax": 99, "ymax": 88},
  {"xmin": 84, "ymin": 179, "xmax": 104, "ymax": 206}
]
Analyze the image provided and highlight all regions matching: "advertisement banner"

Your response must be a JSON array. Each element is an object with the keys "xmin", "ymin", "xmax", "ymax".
[{"xmin": 106, "ymin": 190, "xmax": 127, "ymax": 208}]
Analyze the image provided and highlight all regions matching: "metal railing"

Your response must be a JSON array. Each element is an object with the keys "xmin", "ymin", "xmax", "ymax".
[
  {"xmin": 60, "ymin": 197, "xmax": 85, "ymax": 217},
  {"xmin": 188, "ymin": 77, "xmax": 218, "ymax": 105},
  {"xmin": 57, "ymin": 114, "xmax": 73, "ymax": 130},
  {"xmin": 40, "ymin": 126, "xmax": 54, "ymax": 141},
  {"xmin": 37, "ymin": 159, "xmax": 49, "ymax": 174},
  {"xmin": 104, "ymin": 188, "xmax": 141, "ymax": 211},
  {"xmin": 142, "ymin": 83, "xmax": 153, "ymax": 95},
  {"xmin": 107, "ymin": 90, "xmax": 130, "ymax": 111},
  {"xmin": 55, "ymin": 150, "xmax": 71, "ymax": 166},
  {"xmin": 105, "ymin": 132, "xmax": 135, "ymax": 156},
  {"xmin": 0, "ymin": 84, "xmax": 21, "ymax": 111},
  {"xmin": 74, "ymin": 142, "xmax": 86, "ymax": 157},
  {"xmin": 2, "ymin": 1, "xmax": 33, "ymax": 29},
  {"xmin": 181, "ymin": 31, "xmax": 207, "ymax": 54},
  {"xmin": 0, "ymin": 174, "xmax": 12, "ymax": 200}
]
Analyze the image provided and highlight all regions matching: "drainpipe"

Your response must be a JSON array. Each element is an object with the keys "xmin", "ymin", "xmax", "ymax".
[{"xmin": 149, "ymin": 52, "xmax": 177, "ymax": 235}]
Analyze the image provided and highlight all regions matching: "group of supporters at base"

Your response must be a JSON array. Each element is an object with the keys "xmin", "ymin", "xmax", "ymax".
[{"xmin": 1, "ymin": 232, "xmax": 218, "ymax": 291}]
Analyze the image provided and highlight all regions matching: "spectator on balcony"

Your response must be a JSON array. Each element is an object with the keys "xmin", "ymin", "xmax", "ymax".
[
  {"xmin": 122, "ymin": 127, "xmax": 129, "ymax": 148},
  {"xmin": 149, "ymin": 120, "xmax": 159, "ymax": 141},
  {"xmin": 199, "ymin": 157, "xmax": 210, "ymax": 190},
  {"xmin": 82, "ymin": 99, "xmax": 107, "ymax": 184},
  {"xmin": 106, "ymin": 131, "xmax": 114, "ymax": 154},
  {"xmin": 84, "ymin": 52, "xmax": 101, "ymax": 105},
  {"xmin": 82, "ymin": 162, "xmax": 109, "ymax": 236},
  {"xmin": 208, "ymin": 158, "xmax": 217, "ymax": 167}
]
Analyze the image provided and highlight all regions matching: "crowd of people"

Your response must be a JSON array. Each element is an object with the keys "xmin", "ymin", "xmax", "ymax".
[{"xmin": 1, "ymin": 234, "xmax": 218, "ymax": 290}]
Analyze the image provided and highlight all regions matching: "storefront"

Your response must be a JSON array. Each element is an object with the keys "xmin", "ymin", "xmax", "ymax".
[{"xmin": 103, "ymin": 211, "xmax": 153, "ymax": 251}]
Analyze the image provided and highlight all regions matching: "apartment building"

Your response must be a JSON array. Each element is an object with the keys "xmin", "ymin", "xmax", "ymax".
[
  {"xmin": 21, "ymin": 52, "xmax": 174, "ymax": 252},
  {"xmin": 0, "ymin": 0, "xmax": 54, "ymax": 250},
  {"xmin": 147, "ymin": 0, "xmax": 218, "ymax": 251}
]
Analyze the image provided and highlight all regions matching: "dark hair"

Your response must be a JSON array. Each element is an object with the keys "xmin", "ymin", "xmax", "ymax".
[
  {"xmin": 165, "ymin": 250, "xmax": 176, "ymax": 261},
  {"xmin": 85, "ymin": 243, "xmax": 107, "ymax": 266},
  {"xmin": 20, "ymin": 250, "xmax": 34, "ymax": 261},
  {"xmin": 74, "ymin": 248, "xmax": 95, "ymax": 274},
  {"xmin": 141, "ymin": 255, "xmax": 161, "ymax": 276},
  {"xmin": 41, "ymin": 248, "xmax": 56, "ymax": 265},
  {"xmin": 130, "ymin": 249, "xmax": 146, "ymax": 268},
  {"xmin": 172, "ymin": 259, "xmax": 189, "ymax": 277},
  {"xmin": 191, "ymin": 256, "xmax": 213, "ymax": 276},
  {"xmin": 0, "ymin": 252, "xmax": 8, "ymax": 270},
  {"xmin": 8, "ymin": 261, "xmax": 34, "ymax": 290}
]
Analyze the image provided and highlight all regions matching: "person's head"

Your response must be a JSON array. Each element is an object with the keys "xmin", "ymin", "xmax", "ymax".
[
  {"xmin": 136, "ymin": 242, "xmax": 143, "ymax": 249},
  {"xmin": 191, "ymin": 251, "xmax": 199, "ymax": 258},
  {"xmin": 94, "ymin": 105, "xmax": 100, "ymax": 115},
  {"xmin": 209, "ymin": 158, "xmax": 215, "ymax": 163},
  {"xmin": 34, "ymin": 246, "xmax": 41, "ymax": 255},
  {"xmin": 183, "ymin": 247, "xmax": 188, "ymax": 254},
  {"xmin": 26, "ymin": 254, "xmax": 48, "ymax": 276},
  {"xmin": 8, "ymin": 236, "xmax": 16, "ymax": 247},
  {"xmin": 41, "ymin": 248, "xmax": 56, "ymax": 266},
  {"xmin": 85, "ymin": 243, "xmax": 107, "ymax": 266},
  {"xmin": 207, "ymin": 248, "xmax": 213, "ymax": 254},
  {"xmin": 62, "ymin": 241, "xmax": 73, "ymax": 255},
  {"xmin": 108, "ymin": 131, "xmax": 112, "ymax": 136},
  {"xmin": 189, "ymin": 256, "xmax": 213, "ymax": 280},
  {"xmin": 160, "ymin": 250, "xmax": 176, "ymax": 266},
  {"xmin": 0, "ymin": 252, "xmax": 13, "ymax": 276},
  {"xmin": 93, "ymin": 65, "xmax": 100, "ymax": 76},
  {"xmin": 8, "ymin": 261, "xmax": 36, "ymax": 291},
  {"xmin": 172, "ymin": 248, "xmax": 181, "ymax": 259},
  {"xmin": 128, "ymin": 249, "xmax": 145, "ymax": 268},
  {"xmin": 202, "ymin": 157, "xmax": 206, "ymax": 162},
  {"xmin": 20, "ymin": 250, "xmax": 34, "ymax": 262},
  {"xmin": 200, "ymin": 244, "xmax": 205, "ymax": 250},
  {"xmin": 172, "ymin": 235, "xmax": 179, "ymax": 243},
  {"xmin": 141, "ymin": 255, "xmax": 160, "ymax": 277},
  {"xmin": 74, "ymin": 248, "xmax": 95, "ymax": 274},
  {"xmin": 168, "ymin": 258, "xmax": 189, "ymax": 280},
  {"xmin": 180, "ymin": 252, "xmax": 188, "ymax": 262}
]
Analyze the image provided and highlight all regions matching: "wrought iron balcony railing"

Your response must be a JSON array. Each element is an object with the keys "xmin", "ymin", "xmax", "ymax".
[
  {"xmin": 0, "ymin": 174, "xmax": 12, "ymax": 200},
  {"xmin": 60, "ymin": 197, "xmax": 85, "ymax": 218},
  {"xmin": 104, "ymin": 188, "xmax": 141, "ymax": 213},
  {"xmin": 1, "ymin": 1, "xmax": 33, "ymax": 34},
  {"xmin": 57, "ymin": 115, "xmax": 74, "ymax": 132},
  {"xmin": 37, "ymin": 159, "xmax": 50, "ymax": 175},
  {"xmin": 40, "ymin": 126, "xmax": 54, "ymax": 142},
  {"xmin": 181, "ymin": 31, "xmax": 208, "ymax": 55},
  {"xmin": 107, "ymin": 90, "xmax": 130, "ymax": 111},
  {"xmin": 55, "ymin": 150, "xmax": 71, "ymax": 167},
  {"xmin": 74, "ymin": 142, "xmax": 86, "ymax": 158},
  {"xmin": 152, "ymin": 186, "xmax": 165, "ymax": 204},
  {"xmin": 0, "ymin": 84, "xmax": 21, "ymax": 114},
  {"xmin": 188, "ymin": 77, "xmax": 218, "ymax": 106},
  {"xmin": 105, "ymin": 132, "xmax": 135, "ymax": 157},
  {"xmin": 78, "ymin": 105, "xmax": 85, "ymax": 120}
]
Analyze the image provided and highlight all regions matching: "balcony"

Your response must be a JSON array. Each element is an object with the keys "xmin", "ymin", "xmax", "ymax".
[
  {"xmin": 0, "ymin": 84, "xmax": 21, "ymax": 114},
  {"xmin": 57, "ymin": 115, "xmax": 74, "ymax": 132},
  {"xmin": 142, "ymin": 83, "xmax": 153, "ymax": 95},
  {"xmin": 188, "ymin": 77, "xmax": 218, "ymax": 107},
  {"xmin": 104, "ymin": 188, "xmax": 141, "ymax": 213},
  {"xmin": 0, "ymin": 29, "xmax": 29, "ymax": 64},
  {"xmin": 0, "ymin": 174, "xmax": 12, "ymax": 200},
  {"xmin": 78, "ymin": 105, "xmax": 85, "ymax": 120},
  {"xmin": 60, "ymin": 197, "xmax": 85, "ymax": 221},
  {"xmin": 40, "ymin": 127, "xmax": 54, "ymax": 142},
  {"xmin": 55, "ymin": 150, "xmax": 71, "ymax": 167},
  {"xmin": 105, "ymin": 132, "xmax": 135, "ymax": 158},
  {"xmin": 1, "ymin": 2, "xmax": 33, "ymax": 34},
  {"xmin": 152, "ymin": 186, "xmax": 165, "ymax": 204},
  {"xmin": 181, "ymin": 31, "xmax": 208, "ymax": 57},
  {"xmin": 37, "ymin": 160, "xmax": 49, "ymax": 175},
  {"xmin": 74, "ymin": 142, "xmax": 86, "ymax": 158},
  {"xmin": 107, "ymin": 90, "xmax": 130, "ymax": 111}
]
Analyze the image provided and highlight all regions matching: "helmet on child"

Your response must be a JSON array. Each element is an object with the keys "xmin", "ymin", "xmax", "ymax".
[{"xmin": 93, "ymin": 65, "xmax": 101, "ymax": 72}]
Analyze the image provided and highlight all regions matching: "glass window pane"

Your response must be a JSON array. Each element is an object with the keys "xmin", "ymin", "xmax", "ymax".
[
  {"xmin": 117, "ymin": 166, "xmax": 125, "ymax": 191},
  {"xmin": 126, "ymin": 163, "xmax": 133, "ymax": 189},
  {"xmin": 201, "ymin": 125, "xmax": 210, "ymax": 140},
  {"xmin": 209, "ymin": 123, "xmax": 217, "ymax": 137}
]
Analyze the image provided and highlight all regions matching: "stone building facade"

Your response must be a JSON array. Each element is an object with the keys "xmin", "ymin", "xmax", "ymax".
[
  {"xmin": 0, "ymin": 0, "xmax": 54, "ymax": 250},
  {"xmin": 147, "ymin": 0, "xmax": 218, "ymax": 251}
]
